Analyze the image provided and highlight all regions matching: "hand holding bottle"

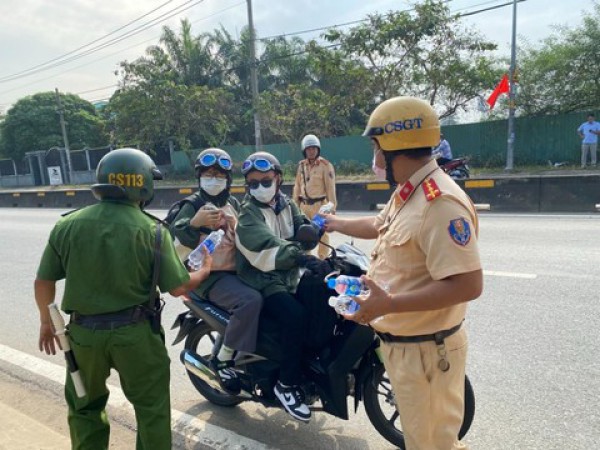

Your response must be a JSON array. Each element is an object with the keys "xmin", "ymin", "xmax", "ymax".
[{"xmin": 187, "ymin": 229, "xmax": 225, "ymax": 270}]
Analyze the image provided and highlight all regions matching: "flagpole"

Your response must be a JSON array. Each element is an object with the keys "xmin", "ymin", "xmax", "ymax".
[{"xmin": 505, "ymin": 0, "xmax": 518, "ymax": 171}]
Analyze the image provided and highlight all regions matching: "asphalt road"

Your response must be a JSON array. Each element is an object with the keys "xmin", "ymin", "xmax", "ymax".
[{"xmin": 0, "ymin": 208, "xmax": 599, "ymax": 449}]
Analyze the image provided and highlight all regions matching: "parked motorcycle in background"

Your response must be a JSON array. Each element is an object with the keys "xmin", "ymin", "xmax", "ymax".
[{"xmin": 171, "ymin": 238, "xmax": 476, "ymax": 449}]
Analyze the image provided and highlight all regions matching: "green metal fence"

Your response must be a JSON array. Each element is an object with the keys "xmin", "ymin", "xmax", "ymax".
[{"xmin": 171, "ymin": 110, "xmax": 593, "ymax": 173}]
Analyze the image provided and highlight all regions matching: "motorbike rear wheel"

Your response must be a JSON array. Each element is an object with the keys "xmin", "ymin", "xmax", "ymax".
[
  {"xmin": 184, "ymin": 323, "xmax": 244, "ymax": 407},
  {"xmin": 363, "ymin": 363, "xmax": 475, "ymax": 449}
]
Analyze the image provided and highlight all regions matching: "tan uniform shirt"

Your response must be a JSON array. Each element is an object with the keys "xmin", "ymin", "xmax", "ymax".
[
  {"xmin": 369, "ymin": 159, "xmax": 481, "ymax": 336},
  {"xmin": 292, "ymin": 157, "xmax": 337, "ymax": 208}
]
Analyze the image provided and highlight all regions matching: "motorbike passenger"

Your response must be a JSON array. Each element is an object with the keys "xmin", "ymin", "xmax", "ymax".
[
  {"xmin": 235, "ymin": 151, "xmax": 330, "ymax": 423},
  {"xmin": 169, "ymin": 148, "xmax": 263, "ymax": 395},
  {"xmin": 324, "ymin": 97, "xmax": 483, "ymax": 450}
]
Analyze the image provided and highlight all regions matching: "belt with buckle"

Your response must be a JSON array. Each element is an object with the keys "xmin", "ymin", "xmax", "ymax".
[
  {"xmin": 377, "ymin": 322, "xmax": 462, "ymax": 345},
  {"xmin": 70, "ymin": 305, "xmax": 148, "ymax": 330},
  {"xmin": 300, "ymin": 196, "xmax": 326, "ymax": 205}
]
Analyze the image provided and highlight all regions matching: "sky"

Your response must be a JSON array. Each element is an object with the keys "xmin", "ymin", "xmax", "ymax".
[{"xmin": 0, "ymin": 0, "xmax": 591, "ymax": 112}]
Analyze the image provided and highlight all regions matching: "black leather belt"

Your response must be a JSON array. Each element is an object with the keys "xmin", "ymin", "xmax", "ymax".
[
  {"xmin": 70, "ymin": 305, "xmax": 148, "ymax": 330},
  {"xmin": 377, "ymin": 322, "xmax": 462, "ymax": 345},
  {"xmin": 300, "ymin": 196, "xmax": 326, "ymax": 205}
]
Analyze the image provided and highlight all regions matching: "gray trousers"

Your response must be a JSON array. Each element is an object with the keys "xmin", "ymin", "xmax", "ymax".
[
  {"xmin": 581, "ymin": 143, "xmax": 597, "ymax": 167},
  {"xmin": 207, "ymin": 274, "xmax": 263, "ymax": 353}
]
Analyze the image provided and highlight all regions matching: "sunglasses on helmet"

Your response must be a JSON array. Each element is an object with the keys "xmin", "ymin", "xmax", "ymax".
[
  {"xmin": 198, "ymin": 153, "xmax": 232, "ymax": 171},
  {"xmin": 241, "ymin": 158, "xmax": 276, "ymax": 175},
  {"xmin": 246, "ymin": 178, "xmax": 275, "ymax": 190}
]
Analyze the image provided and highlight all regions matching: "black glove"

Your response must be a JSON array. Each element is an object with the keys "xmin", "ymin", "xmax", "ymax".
[{"xmin": 296, "ymin": 254, "xmax": 334, "ymax": 279}]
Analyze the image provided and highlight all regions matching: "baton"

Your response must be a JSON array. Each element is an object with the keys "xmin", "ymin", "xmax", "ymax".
[{"xmin": 48, "ymin": 303, "xmax": 87, "ymax": 398}]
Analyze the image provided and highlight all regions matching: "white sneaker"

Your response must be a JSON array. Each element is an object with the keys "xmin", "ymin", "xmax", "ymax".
[{"xmin": 273, "ymin": 381, "xmax": 311, "ymax": 422}]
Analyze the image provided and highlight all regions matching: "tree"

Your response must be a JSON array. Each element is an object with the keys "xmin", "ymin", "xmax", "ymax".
[
  {"xmin": 107, "ymin": 82, "xmax": 234, "ymax": 153},
  {"xmin": 324, "ymin": 0, "xmax": 498, "ymax": 118},
  {"xmin": 0, "ymin": 92, "xmax": 107, "ymax": 161},
  {"xmin": 517, "ymin": 2, "xmax": 600, "ymax": 115}
]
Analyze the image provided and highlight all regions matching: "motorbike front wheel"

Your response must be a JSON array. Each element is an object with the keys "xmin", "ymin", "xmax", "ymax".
[
  {"xmin": 184, "ymin": 322, "xmax": 244, "ymax": 407},
  {"xmin": 363, "ymin": 363, "xmax": 475, "ymax": 449}
]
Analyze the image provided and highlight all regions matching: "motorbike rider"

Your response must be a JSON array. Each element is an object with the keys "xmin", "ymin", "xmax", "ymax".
[
  {"xmin": 169, "ymin": 148, "xmax": 263, "ymax": 395},
  {"xmin": 235, "ymin": 151, "xmax": 331, "ymax": 423},
  {"xmin": 292, "ymin": 134, "xmax": 337, "ymax": 259},
  {"xmin": 433, "ymin": 132, "xmax": 453, "ymax": 166},
  {"xmin": 323, "ymin": 97, "xmax": 483, "ymax": 450},
  {"xmin": 35, "ymin": 148, "xmax": 212, "ymax": 450}
]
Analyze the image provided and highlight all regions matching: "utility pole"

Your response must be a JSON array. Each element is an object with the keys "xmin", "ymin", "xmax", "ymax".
[
  {"xmin": 246, "ymin": 0, "xmax": 262, "ymax": 150},
  {"xmin": 55, "ymin": 88, "xmax": 73, "ymax": 183},
  {"xmin": 505, "ymin": 0, "xmax": 518, "ymax": 171}
]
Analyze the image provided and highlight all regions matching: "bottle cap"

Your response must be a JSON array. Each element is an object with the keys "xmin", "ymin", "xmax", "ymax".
[
  {"xmin": 326, "ymin": 278, "xmax": 337, "ymax": 289},
  {"xmin": 328, "ymin": 297, "xmax": 338, "ymax": 307}
]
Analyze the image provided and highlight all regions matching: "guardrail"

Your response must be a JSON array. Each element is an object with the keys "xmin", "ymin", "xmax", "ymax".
[{"xmin": 1, "ymin": 174, "xmax": 599, "ymax": 213}]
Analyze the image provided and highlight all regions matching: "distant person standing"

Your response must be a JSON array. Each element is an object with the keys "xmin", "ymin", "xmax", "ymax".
[
  {"xmin": 292, "ymin": 134, "xmax": 337, "ymax": 259},
  {"xmin": 433, "ymin": 133, "xmax": 453, "ymax": 166},
  {"xmin": 577, "ymin": 113, "xmax": 600, "ymax": 168}
]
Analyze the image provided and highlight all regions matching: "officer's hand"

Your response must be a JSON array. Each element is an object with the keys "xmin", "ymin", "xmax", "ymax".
[
  {"xmin": 38, "ymin": 322, "xmax": 60, "ymax": 355},
  {"xmin": 343, "ymin": 275, "xmax": 392, "ymax": 325},
  {"xmin": 191, "ymin": 209, "xmax": 222, "ymax": 229},
  {"xmin": 321, "ymin": 213, "xmax": 337, "ymax": 232}
]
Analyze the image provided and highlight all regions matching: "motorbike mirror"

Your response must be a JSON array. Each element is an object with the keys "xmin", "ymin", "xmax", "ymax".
[{"xmin": 294, "ymin": 224, "xmax": 320, "ymax": 251}]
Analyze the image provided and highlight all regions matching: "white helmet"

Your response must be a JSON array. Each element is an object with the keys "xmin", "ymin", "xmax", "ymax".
[{"xmin": 301, "ymin": 134, "xmax": 321, "ymax": 158}]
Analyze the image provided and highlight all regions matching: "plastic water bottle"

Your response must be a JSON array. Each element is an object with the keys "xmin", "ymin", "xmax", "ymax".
[
  {"xmin": 326, "ymin": 275, "xmax": 365, "ymax": 296},
  {"xmin": 328, "ymin": 295, "xmax": 360, "ymax": 315},
  {"xmin": 187, "ymin": 229, "xmax": 225, "ymax": 270},
  {"xmin": 319, "ymin": 202, "xmax": 334, "ymax": 214},
  {"xmin": 312, "ymin": 202, "xmax": 334, "ymax": 232}
]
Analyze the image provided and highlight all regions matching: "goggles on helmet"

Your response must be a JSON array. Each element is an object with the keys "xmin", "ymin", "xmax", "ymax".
[
  {"xmin": 241, "ymin": 158, "xmax": 277, "ymax": 176},
  {"xmin": 198, "ymin": 153, "xmax": 232, "ymax": 171}
]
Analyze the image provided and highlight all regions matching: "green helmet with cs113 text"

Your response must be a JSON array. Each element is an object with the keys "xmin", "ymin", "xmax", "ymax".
[
  {"xmin": 363, "ymin": 96, "xmax": 440, "ymax": 151},
  {"xmin": 91, "ymin": 148, "xmax": 163, "ymax": 205}
]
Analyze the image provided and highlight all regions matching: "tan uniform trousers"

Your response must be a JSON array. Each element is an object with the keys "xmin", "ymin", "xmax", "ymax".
[
  {"xmin": 380, "ymin": 327, "xmax": 469, "ymax": 450},
  {"xmin": 299, "ymin": 200, "xmax": 331, "ymax": 260}
]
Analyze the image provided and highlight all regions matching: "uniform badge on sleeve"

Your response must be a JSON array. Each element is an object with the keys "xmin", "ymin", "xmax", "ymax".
[{"xmin": 448, "ymin": 218, "xmax": 471, "ymax": 246}]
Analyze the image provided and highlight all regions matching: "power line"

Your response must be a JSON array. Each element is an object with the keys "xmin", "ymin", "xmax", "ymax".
[
  {"xmin": 0, "ymin": 2, "xmax": 244, "ymax": 100},
  {"xmin": 1, "ymin": 0, "xmax": 524, "ymax": 104},
  {"xmin": 0, "ymin": 1, "xmax": 176, "ymax": 82},
  {"xmin": 0, "ymin": 0, "xmax": 205, "ymax": 84}
]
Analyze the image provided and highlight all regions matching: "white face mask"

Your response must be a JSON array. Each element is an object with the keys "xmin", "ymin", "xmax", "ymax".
[
  {"xmin": 372, "ymin": 155, "xmax": 387, "ymax": 180},
  {"xmin": 250, "ymin": 183, "xmax": 278, "ymax": 204},
  {"xmin": 200, "ymin": 176, "xmax": 227, "ymax": 196}
]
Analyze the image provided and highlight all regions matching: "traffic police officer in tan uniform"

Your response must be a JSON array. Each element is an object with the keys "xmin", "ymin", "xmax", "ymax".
[
  {"xmin": 292, "ymin": 134, "xmax": 337, "ymax": 259},
  {"xmin": 35, "ymin": 148, "xmax": 212, "ymax": 450},
  {"xmin": 324, "ymin": 97, "xmax": 483, "ymax": 450}
]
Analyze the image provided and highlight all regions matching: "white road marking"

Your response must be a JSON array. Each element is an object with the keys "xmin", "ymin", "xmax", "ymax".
[
  {"xmin": 0, "ymin": 344, "xmax": 271, "ymax": 450},
  {"xmin": 484, "ymin": 270, "xmax": 537, "ymax": 279}
]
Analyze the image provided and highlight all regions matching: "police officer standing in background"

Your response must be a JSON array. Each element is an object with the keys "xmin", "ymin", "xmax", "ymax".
[
  {"xmin": 292, "ymin": 134, "xmax": 337, "ymax": 259},
  {"xmin": 34, "ymin": 148, "xmax": 212, "ymax": 450},
  {"xmin": 324, "ymin": 97, "xmax": 483, "ymax": 450}
]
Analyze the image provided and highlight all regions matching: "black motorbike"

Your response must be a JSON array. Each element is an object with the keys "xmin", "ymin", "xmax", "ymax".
[{"xmin": 171, "ymin": 241, "xmax": 475, "ymax": 449}]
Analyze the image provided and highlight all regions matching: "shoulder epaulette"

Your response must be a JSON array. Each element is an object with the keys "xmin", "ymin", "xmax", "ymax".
[{"xmin": 422, "ymin": 177, "xmax": 442, "ymax": 202}]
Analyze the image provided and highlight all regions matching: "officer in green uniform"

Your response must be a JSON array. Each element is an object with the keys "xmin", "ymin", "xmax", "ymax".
[{"xmin": 34, "ymin": 148, "xmax": 212, "ymax": 450}]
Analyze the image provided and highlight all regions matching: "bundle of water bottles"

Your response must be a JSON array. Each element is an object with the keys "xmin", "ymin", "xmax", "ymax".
[{"xmin": 326, "ymin": 275, "xmax": 365, "ymax": 314}]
